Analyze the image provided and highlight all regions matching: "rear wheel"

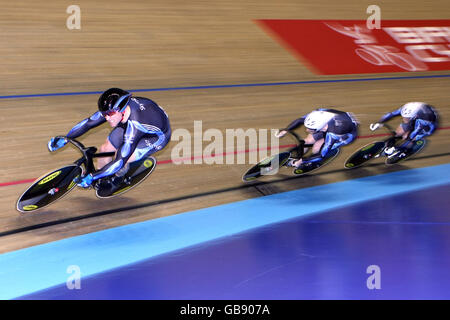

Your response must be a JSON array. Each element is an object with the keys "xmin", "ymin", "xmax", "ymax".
[
  {"xmin": 96, "ymin": 157, "xmax": 157, "ymax": 198},
  {"xmin": 17, "ymin": 165, "xmax": 82, "ymax": 213},
  {"xmin": 293, "ymin": 148, "xmax": 339, "ymax": 175},
  {"xmin": 385, "ymin": 139, "xmax": 426, "ymax": 165}
]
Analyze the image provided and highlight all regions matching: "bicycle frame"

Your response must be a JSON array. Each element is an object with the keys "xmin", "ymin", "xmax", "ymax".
[
  {"xmin": 378, "ymin": 123, "xmax": 416, "ymax": 150},
  {"xmin": 380, "ymin": 123, "xmax": 395, "ymax": 135},
  {"xmin": 286, "ymin": 130, "xmax": 315, "ymax": 159},
  {"xmin": 56, "ymin": 136, "xmax": 116, "ymax": 176}
]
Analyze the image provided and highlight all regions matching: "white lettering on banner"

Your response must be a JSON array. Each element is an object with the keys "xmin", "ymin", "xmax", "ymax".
[
  {"xmin": 356, "ymin": 45, "xmax": 428, "ymax": 70},
  {"xmin": 383, "ymin": 27, "xmax": 450, "ymax": 62},
  {"xmin": 325, "ymin": 23, "xmax": 429, "ymax": 71},
  {"xmin": 406, "ymin": 45, "xmax": 450, "ymax": 62},
  {"xmin": 384, "ymin": 27, "xmax": 450, "ymax": 43}
]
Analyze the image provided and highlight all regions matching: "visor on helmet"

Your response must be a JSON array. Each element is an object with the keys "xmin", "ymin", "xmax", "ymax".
[{"xmin": 98, "ymin": 88, "xmax": 131, "ymax": 115}]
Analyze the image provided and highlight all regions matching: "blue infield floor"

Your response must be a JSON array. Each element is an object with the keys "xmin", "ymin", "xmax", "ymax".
[{"xmin": 1, "ymin": 163, "xmax": 449, "ymax": 299}]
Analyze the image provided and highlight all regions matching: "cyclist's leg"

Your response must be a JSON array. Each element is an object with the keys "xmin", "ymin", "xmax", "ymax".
[
  {"xmin": 398, "ymin": 119, "xmax": 437, "ymax": 151},
  {"xmin": 99, "ymin": 135, "xmax": 163, "ymax": 192},
  {"xmin": 302, "ymin": 130, "xmax": 325, "ymax": 154},
  {"xmin": 289, "ymin": 132, "xmax": 324, "ymax": 167},
  {"xmin": 331, "ymin": 130, "xmax": 357, "ymax": 151},
  {"xmin": 97, "ymin": 127, "xmax": 123, "ymax": 169},
  {"xmin": 303, "ymin": 129, "xmax": 355, "ymax": 166},
  {"xmin": 397, "ymin": 120, "xmax": 415, "ymax": 149},
  {"xmin": 383, "ymin": 121, "xmax": 410, "ymax": 153},
  {"xmin": 398, "ymin": 120, "xmax": 412, "ymax": 139},
  {"xmin": 125, "ymin": 128, "xmax": 172, "ymax": 169},
  {"xmin": 309, "ymin": 131, "xmax": 325, "ymax": 155}
]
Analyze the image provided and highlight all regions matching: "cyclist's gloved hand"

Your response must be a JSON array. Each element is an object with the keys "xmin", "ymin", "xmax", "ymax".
[
  {"xmin": 48, "ymin": 137, "xmax": 68, "ymax": 152},
  {"xmin": 77, "ymin": 173, "xmax": 94, "ymax": 188},
  {"xmin": 369, "ymin": 123, "xmax": 382, "ymax": 131},
  {"xmin": 275, "ymin": 129, "xmax": 288, "ymax": 138}
]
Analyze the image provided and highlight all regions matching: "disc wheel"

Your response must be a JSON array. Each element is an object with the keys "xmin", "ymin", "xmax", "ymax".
[
  {"xmin": 17, "ymin": 165, "xmax": 82, "ymax": 213},
  {"xmin": 344, "ymin": 142, "xmax": 386, "ymax": 169},
  {"xmin": 385, "ymin": 139, "xmax": 426, "ymax": 165},
  {"xmin": 242, "ymin": 152, "xmax": 291, "ymax": 182},
  {"xmin": 96, "ymin": 157, "xmax": 157, "ymax": 198},
  {"xmin": 293, "ymin": 148, "xmax": 340, "ymax": 175}
]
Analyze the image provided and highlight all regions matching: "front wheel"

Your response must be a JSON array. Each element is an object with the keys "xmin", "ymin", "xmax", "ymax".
[
  {"xmin": 344, "ymin": 141, "xmax": 386, "ymax": 169},
  {"xmin": 242, "ymin": 152, "xmax": 291, "ymax": 182},
  {"xmin": 16, "ymin": 165, "xmax": 82, "ymax": 213}
]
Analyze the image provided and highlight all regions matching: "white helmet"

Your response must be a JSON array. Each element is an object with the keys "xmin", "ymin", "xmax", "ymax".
[
  {"xmin": 304, "ymin": 110, "xmax": 334, "ymax": 131},
  {"xmin": 401, "ymin": 102, "xmax": 423, "ymax": 118}
]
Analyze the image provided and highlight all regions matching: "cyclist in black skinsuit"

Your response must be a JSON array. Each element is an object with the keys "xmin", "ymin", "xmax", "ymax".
[
  {"xmin": 48, "ymin": 88, "xmax": 171, "ymax": 191},
  {"xmin": 276, "ymin": 108, "xmax": 359, "ymax": 167},
  {"xmin": 370, "ymin": 102, "xmax": 439, "ymax": 159}
]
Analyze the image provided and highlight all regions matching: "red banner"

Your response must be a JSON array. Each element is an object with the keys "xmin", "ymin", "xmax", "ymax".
[{"xmin": 257, "ymin": 20, "xmax": 450, "ymax": 75}]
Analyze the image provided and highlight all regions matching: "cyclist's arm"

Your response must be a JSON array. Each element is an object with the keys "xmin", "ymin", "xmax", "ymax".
[
  {"xmin": 285, "ymin": 115, "xmax": 307, "ymax": 131},
  {"xmin": 378, "ymin": 107, "xmax": 402, "ymax": 123},
  {"xmin": 66, "ymin": 111, "xmax": 106, "ymax": 139}
]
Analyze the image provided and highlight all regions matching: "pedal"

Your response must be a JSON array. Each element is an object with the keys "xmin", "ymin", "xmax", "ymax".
[
  {"xmin": 93, "ymin": 179, "xmax": 104, "ymax": 191},
  {"xmin": 384, "ymin": 146, "xmax": 397, "ymax": 157},
  {"xmin": 123, "ymin": 176, "xmax": 132, "ymax": 185},
  {"xmin": 396, "ymin": 152, "xmax": 407, "ymax": 160},
  {"xmin": 387, "ymin": 153, "xmax": 398, "ymax": 159},
  {"xmin": 110, "ymin": 175, "xmax": 125, "ymax": 186}
]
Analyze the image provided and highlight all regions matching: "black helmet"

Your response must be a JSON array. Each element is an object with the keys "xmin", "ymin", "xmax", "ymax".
[{"xmin": 98, "ymin": 88, "xmax": 131, "ymax": 115}]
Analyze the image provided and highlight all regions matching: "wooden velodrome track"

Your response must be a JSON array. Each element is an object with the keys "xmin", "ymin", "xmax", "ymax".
[{"xmin": 0, "ymin": 0, "xmax": 449, "ymax": 253}]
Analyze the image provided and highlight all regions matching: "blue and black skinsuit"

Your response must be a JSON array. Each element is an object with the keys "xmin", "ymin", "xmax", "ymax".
[
  {"xmin": 378, "ymin": 104, "xmax": 438, "ymax": 144},
  {"xmin": 285, "ymin": 108, "xmax": 359, "ymax": 165},
  {"xmin": 66, "ymin": 97, "xmax": 171, "ymax": 182}
]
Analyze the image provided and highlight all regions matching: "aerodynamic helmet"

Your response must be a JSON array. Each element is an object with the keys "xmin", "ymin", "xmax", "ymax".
[
  {"xmin": 98, "ymin": 88, "xmax": 132, "ymax": 116},
  {"xmin": 400, "ymin": 102, "xmax": 423, "ymax": 118},
  {"xmin": 304, "ymin": 110, "xmax": 335, "ymax": 131}
]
